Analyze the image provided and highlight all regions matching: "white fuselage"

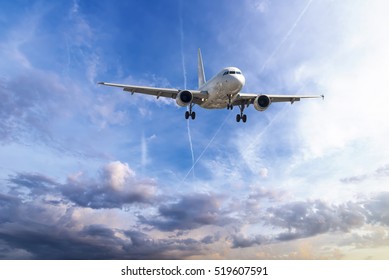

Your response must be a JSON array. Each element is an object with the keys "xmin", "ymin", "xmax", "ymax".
[{"xmin": 199, "ymin": 67, "xmax": 245, "ymax": 109}]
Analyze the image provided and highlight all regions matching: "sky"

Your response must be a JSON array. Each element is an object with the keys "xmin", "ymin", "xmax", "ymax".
[{"xmin": 1, "ymin": 0, "xmax": 389, "ymax": 260}]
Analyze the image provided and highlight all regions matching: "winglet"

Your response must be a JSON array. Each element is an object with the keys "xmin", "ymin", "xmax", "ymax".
[{"xmin": 198, "ymin": 48, "xmax": 206, "ymax": 88}]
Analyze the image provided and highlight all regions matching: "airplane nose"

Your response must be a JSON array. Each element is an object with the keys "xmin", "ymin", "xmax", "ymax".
[
  {"xmin": 233, "ymin": 73, "xmax": 245, "ymax": 89},
  {"xmin": 230, "ymin": 74, "xmax": 245, "ymax": 93}
]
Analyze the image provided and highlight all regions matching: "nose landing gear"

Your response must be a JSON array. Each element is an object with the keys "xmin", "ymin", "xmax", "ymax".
[{"xmin": 226, "ymin": 94, "xmax": 234, "ymax": 110}]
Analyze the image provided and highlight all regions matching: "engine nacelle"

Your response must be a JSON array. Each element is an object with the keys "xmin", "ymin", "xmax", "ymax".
[
  {"xmin": 254, "ymin": 95, "xmax": 271, "ymax": 111},
  {"xmin": 176, "ymin": 90, "xmax": 193, "ymax": 107}
]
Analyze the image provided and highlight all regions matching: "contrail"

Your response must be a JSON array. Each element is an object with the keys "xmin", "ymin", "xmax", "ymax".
[
  {"xmin": 259, "ymin": 0, "xmax": 313, "ymax": 74},
  {"xmin": 141, "ymin": 133, "xmax": 147, "ymax": 173},
  {"xmin": 179, "ymin": 4, "xmax": 187, "ymax": 88},
  {"xmin": 247, "ymin": 0, "xmax": 313, "ymax": 167},
  {"xmin": 186, "ymin": 119, "xmax": 195, "ymax": 178},
  {"xmin": 246, "ymin": 106, "xmax": 290, "ymax": 152},
  {"xmin": 182, "ymin": 111, "xmax": 232, "ymax": 183},
  {"xmin": 241, "ymin": 84, "xmax": 308, "ymax": 171},
  {"xmin": 179, "ymin": 0, "xmax": 195, "ymax": 179}
]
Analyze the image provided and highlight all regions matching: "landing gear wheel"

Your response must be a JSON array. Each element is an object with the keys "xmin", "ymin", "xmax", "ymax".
[
  {"xmin": 236, "ymin": 104, "xmax": 247, "ymax": 123},
  {"xmin": 185, "ymin": 103, "xmax": 196, "ymax": 120}
]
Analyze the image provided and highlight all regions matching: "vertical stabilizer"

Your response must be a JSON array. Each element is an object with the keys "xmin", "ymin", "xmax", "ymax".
[{"xmin": 198, "ymin": 48, "xmax": 206, "ymax": 88}]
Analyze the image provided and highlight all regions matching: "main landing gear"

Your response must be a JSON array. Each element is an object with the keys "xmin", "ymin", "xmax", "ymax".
[
  {"xmin": 185, "ymin": 103, "xmax": 196, "ymax": 120},
  {"xmin": 236, "ymin": 104, "xmax": 247, "ymax": 123},
  {"xmin": 226, "ymin": 94, "xmax": 246, "ymax": 123}
]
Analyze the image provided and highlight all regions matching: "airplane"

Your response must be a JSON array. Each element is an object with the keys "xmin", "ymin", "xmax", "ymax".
[{"xmin": 98, "ymin": 49, "xmax": 323, "ymax": 123}]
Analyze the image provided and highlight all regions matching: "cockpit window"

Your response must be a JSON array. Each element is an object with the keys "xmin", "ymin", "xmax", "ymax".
[{"xmin": 223, "ymin": 70, "xmax": 242, "ymax": 75}]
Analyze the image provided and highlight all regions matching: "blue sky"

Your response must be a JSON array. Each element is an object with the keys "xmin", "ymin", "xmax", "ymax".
[{"xmin": 1, "ymin": 0, "xmax": 389, "ymax": 259}]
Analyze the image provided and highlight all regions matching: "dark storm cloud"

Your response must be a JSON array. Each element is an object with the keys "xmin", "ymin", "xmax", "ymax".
[{"xmin": 141, "ymin": 193, "xmax": 235, "ymax": 231}]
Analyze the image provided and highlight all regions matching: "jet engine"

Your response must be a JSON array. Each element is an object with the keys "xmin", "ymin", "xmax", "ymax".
[
  {"xmin": 176, "ymin": 90, "xmax": 193, "ymax": 107},
  {"xmin": 254, "ymin": 95, "xmax": 271, "ymax": 111}
]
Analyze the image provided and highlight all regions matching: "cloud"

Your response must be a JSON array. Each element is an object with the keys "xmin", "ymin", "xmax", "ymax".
[
  {"xmin": 231, "ymin": 234, "xmax": 266, "ymax": 248},
  {"xmin": 266, "ymin": 200, "xmax": 367, "ymax": 241},
  {"xmin": 102, "ymin": 161, "xmax": 136, "ymax": 191},
  {"xmin": 0, "ymin": 191, "xmax": 206, "ymax": 259},
  {"xmin": 3, "ymin": 160, "xmax": 389, "ymax": 258},
  {"xmin": 201, "ymin": 233, "xmax": 221, "ymax": 245},
  {"xmin": 122, "ymin": 230, "xmax": 203, "ymax": 259},
  {"xmin": 340, "ymin": 164, "xmax": 389, "ymax": 184},
  {"xmin": 0, "ymin": 193, "xmax": 21, "ymax": 224},
  {"xmin": 142, "ymin": 193, "xmax": 235, "ymax": 231},
  {"xmin": 0, "ymin": 214, "xmax": 203, "ymax": 259},
  {"xmin": 365, "ymin": 192, "xmax": 389, "ymax": 226},
  {"xmin": 230, "ymin": 193, "xmax": 389, "ymax": 249},
  {"xmin": 8, "ymin": 173, "xmax": 60, "ymax": 199},
  {"xmin": 0, "ymin": 161, "xmax": 207, "ymax": 259},
  {"xmin": 63, "ymin": 163, "xmax": 157, "ymax": 209},
  {"xmin": 8, "ymin": 161, "xmax": 157, "ymax": 209}
]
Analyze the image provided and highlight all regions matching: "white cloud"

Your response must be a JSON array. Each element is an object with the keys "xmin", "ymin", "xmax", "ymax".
[{"xmin": 103, "ymin": 161, "xmax": 135, "ymax": 191}]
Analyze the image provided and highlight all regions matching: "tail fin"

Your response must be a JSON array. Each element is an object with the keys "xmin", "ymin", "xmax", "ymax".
[{"xmin": 198, "ymin": 48, "xmax": 206, "ymax": 88}]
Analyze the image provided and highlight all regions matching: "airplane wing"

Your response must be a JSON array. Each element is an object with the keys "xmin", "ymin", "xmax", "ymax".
[
  {"xmin": 233, "ymin": 92, "xmax": 324, "ymax": 106},
  {"xmin": 98, "ymin": 82, "xmax": 207, "ymax": 105}
]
